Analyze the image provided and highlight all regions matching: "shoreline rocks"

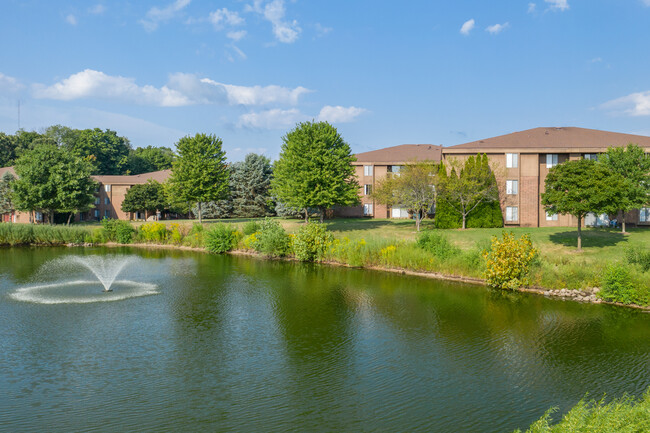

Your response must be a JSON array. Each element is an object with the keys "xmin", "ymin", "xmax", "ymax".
[{"xmin": 542, "ymin": 287, "xmax": 601, "ymax": 303}]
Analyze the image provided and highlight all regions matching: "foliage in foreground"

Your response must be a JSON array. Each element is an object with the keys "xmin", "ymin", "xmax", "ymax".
[
  {"xmin": 292, "ymin": 222, "xmax": 334, "ymax": 262},
  {"xmin": 205, "ymin": 223, "xmax": 242, "ymax": 253},
  {"xmin": 248, "ymin": 218, "xmax": 292, "ymax": 257},
  {"xmin": 101, "ymin": 218, "xmax": 135, "ymax": 244},
  {"xmin": 484, "ymin": 231, "xmax": 538, "ymax": 290},
  {"xmin": 0, "ymin": 223, "xmax": 91, "ymax": 245},
  {"xmin": 599, "ymin": 263, "xmax": 649, "ymax": 305},
  {"xmin": 515, "ymin": 389, "xmax": 650, "ymax": 433}
]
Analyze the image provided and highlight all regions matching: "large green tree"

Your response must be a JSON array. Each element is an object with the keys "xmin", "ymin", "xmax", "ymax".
[
  {"xmin": 271, "ymin": 121, "xmax": 360, "ymax": 223},
  {"xmin": 436, "ymin": 154, "xmax": 499, "ymax": 229},
  {"xmin": 168, "ymin": 133, "xmax": 229, "ymax": 223},
  {"xmin": 121, "ymin": 180, "xmax": 167, "ymax": 220},
  {"xmin": 13, "ymin": 143, "xmax": 96, "ymax": 224},
  {"xmin": 0, "ymin": 171, "xmax": 16, "ymax": 215},
  {"xmin": 126, "ymin": 146, "xmax": 175, "ymax": 174},
  {"xmin": 599, "ymin": 144, "xmax": 650, "ymax": 234},
  {"xmin": 0, "ymin": 133, "xmax": 17, "ymax": 167},
  {"xmin": 541, "ymin": 158, "xmax": 624, "ymax": 250},
  {"xmin": 372, "ymin": 160, "xmax": 438, "ymax": 231},
  {"xmin": 61, "ymin": 128, "xmax": 131, "ymax": 175}
]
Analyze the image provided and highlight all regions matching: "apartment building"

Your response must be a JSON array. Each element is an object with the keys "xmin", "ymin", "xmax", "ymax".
[{"xmin": 348, "ymin": 127, "xmax": 650, "ymax": 228}]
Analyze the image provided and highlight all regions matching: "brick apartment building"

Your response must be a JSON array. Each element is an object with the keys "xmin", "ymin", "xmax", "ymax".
[
  {"xmin": 349, "ymin": 127, "xmax": 650, "ymax": 228},
  {"xmin": 0, "ymin": 167, "xmax": 171, "ymax": 223}
]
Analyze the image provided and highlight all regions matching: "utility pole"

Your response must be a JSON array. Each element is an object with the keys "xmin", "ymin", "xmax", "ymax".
[{"xmin": 17, "ymin": 99, "xmax": 20, "ymax": 130}]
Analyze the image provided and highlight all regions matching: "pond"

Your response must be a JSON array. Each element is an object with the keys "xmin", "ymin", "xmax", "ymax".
[{"xmin": 1, "ymin": 247, "xmax": 649, "ymax": 432}]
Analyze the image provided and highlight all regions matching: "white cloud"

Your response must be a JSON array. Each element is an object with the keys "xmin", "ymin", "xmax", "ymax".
[
  {"xmin": 227, "ymin": 30, "xmax": 247, "ymax": 41},
  {"xmin": 246, "ymin": 0, "xmax": 301, "ymax": 43},
  {"xmin": 643, "ymin": 0, "xmax": 650, "ymax": 6},
  {"xmin": 0, "ymin": 73, "xmax": 24, "ymax": 94},
  {"xmin": 545, "ymin": 0, "xmax": 569, "ymax": 11},
  {"xmin": 238, "ymin": 108, "xmax": 306, "ymax": 129},
  {"xmin": 65, "ymin": 14, "xmax": 77, "ymax": 25},
  {"xmin": 460, "ymin": 19, "xmax": 475, "ymax": 36},
  {"xmin": 317, "ymin": 105, "xmax": 366, "ymax": 123},
  {"xmin": 140, "ymin": 0, "xmax": 191, "ymax": 32},
  {"xmin": 315, "ymin": 23, "xmax": 332, "ymax": 37},
  {"xmin": 89, "ymin": 4, "xmax": 106, "ymax": 15},
  {"xmin": 528, "ymin": 3, "xmax": 536, "ymax": 13},
  {"xmin": 591, "ymin": 57, "xmax": 603, "ymax": 63},
  {"xmin": 209, "ymin": 8, "xmax": 244, "ymax": 28},
  {"xmin": 32, "ymin": 69, "xmax": 310, "ymax": 107},
  {"xmin": 486, "ymin": 22, "xmax": 509, "ymax": 34},
  {"xmin": 600, "ymin": 91, "xmax": 650, "ymax": 116}
]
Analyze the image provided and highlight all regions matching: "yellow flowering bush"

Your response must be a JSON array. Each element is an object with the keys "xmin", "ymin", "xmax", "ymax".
[
  {"xmin": 139, "ymin": 222, "xmax": 168, "ymax": 243},
  {"xmin": 168, "ymin": 223, "xmax": 184, "ymax": 245},
  {"xmin": 483, "ymin": 231, "xmax": 538, "ymax": 290},
  {"xmin": 242, "ymin": 232, "xmax": 259, "ymax": 250},
  {"xmin": 293, "ymin": 223, "xmax": 334, "ymax": 262}
]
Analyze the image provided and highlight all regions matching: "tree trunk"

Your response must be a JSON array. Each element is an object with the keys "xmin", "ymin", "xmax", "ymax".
[
  {"xmin": 304, "ymin": 208, "xmax": 309, "ymax": 223},
  {"xmin": 50, "ymin": 210, "xmax": 55, "ymax": 225},
  {"xmin": 462, "ymin": 213, "xmax": 467, "ymax": 230},
  {"xmin": 577, "ymin": 214, "xmax": 582, "ymax": 251},
  {"xmin": 621, "ymin": 212, "xmax": 626, "ymax": 234},
  {"xmin": 415, "ymin": 213, "xmax": 421, "ymax": 231},
  {"xmin": 320, "ymin": 207, "xmax": 326, "ymax": 223},
  {"xmin": 67, "ymin": 212, "xmax": 73, "ymax": 226},
  {"xmin": 198, "ymin": 202, "xmax": 203, "ymax": 224}
]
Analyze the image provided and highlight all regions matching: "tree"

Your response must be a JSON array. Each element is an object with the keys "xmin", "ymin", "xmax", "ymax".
[
  {"xmin": 271, "ymin": 121, "xmax": 360, "ymax": 223},
  {"xmin": 168, "ymin": 133, "xmax": 229, "ymax": 223},
  {"xmin": 372, "ymin": 160, "xmax": 438, "ymax": 231},
  {"xmin": 121, "ymin": 180, "xmax": 167, "ymax": 220},
  {"xmin": 0, "ymin": 133, "xmax": 17, "ymax": 167},
  {"xmin": 436, "ymin": 154, "xmax": 499, "ymax": 229},
  {"xmin": 61, "ymin": 128, "xmax": 131, "ymax": 175},
  {"xmin": 13, "ymin": 143, "xmax": 96, "ymax": 224},
  {"xmin": 0, "ymin": 171, "xmax": 16, "ymax": 215},
  {"xmin": 541, "ymin": 158, "xmax": 624, "ymax": 250},
  {"xmin": 126, "ymin": 146, "xmax": 175, "ymax": 174},
  {"xmin": 231, "ymin": 153, "xmax": 273, "ymax": 217},
  {"xmin": 599, "ymin": 144, "xmax": 650, "ymax": 234}
]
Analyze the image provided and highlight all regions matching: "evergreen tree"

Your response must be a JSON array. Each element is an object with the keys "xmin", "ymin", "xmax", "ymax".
[
  {"xmin": 231, "ymin": 153, "xmax": 273, "ymax": 217},
  {"xmin": 271, "ymin": 121, "xmax": 360, "ymax": 222},
  {"xmin": 0, "ymin": 171, "xmax": 16, "ymax": 215}
]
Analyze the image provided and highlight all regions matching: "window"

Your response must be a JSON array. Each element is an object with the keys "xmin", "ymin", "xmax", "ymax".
[
  {"xmin": 94, "ymin": 197, "xmax": 100, "ymax": 205},
  {"xmin": 506, "ymin": 153, "xmax": 518, "ymax": 168},
  {"xmin": 584, "ymin": 153, "xmax": 599, "ymax": 161},
  {"xmin": 94, "ymin": 210, "xmax": 100, "ymax": 218},
  {"xmin": 506, "ymin": 180, "xmax": 518, "ymax": 195},
  {"xmin": 104, "ymin": 210, "xmax": 111, "ymax": 218},
  {"xmin": 388, "ymin": 165, "xmax": 402, "ymax": 174},
  {"xmin": 104, "ymin": 197, "xmax": 110, "ymax": 205},
  {"xmin": 363, "ymin": 165, "xmax": 373, "ymax": 176},
  {"xmin": 364, "ymin": 184, "xmax": 372, "ymax": 195},
  {"xmin": 391, "ymin": 207, "xmax": 409, "ymax": 218},
  {"xmin": 104, "ymin": 184, "xmax": 111, "ymax": 192},
  {"xmin": 506, "ymin": 206, "xmax": 518, "ymax": 222},
  {"xmin": 363, "ymin": 204, "xmax": 373, "ymax": 216},
  {"xmin": 546, "ymin": 211, "xmax": 558, "ymax": 221},
  {"xmin": 546, "ymin": 154, "xmax": 559, "ymax": 168},
  {"xmin": 641, "ymin": 208, "xmax": 650, "ymax": 223}
]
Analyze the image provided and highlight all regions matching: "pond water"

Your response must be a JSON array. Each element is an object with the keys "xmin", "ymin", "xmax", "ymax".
[{"xmin": 1, "ymin": 247, "xmax": 649, "ymax": 432}]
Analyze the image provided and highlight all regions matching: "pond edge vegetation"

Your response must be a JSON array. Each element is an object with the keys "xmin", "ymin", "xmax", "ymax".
[{"xmin": 1, "ymin": 219, "xmax": 649, "ymax": 310}]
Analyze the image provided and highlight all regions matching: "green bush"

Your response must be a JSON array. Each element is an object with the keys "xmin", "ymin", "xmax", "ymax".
[
  {"xmin": 242, "ymin": 220, "xmax": 261, "ymax": 236},
  {"xmin": 205, "ymin": 224, "xmax": 242, "ymax": 253},
  {"xmin": 515, "ymin": 388, "xmax": 650, "ymax": 433},
  {"xmin": 625, "ymin": 246, "xmax": 650, "ymax": 272},
  {"xmin": 101, "ymin": 218, "xmax": 134, "ymax": 244},
  {"xmin": 599, "ymin": 263, "xmax": 647, "ymax": 305},
  {"xmin": 254, "ymin": 218, "xmax": 291, "ymax": 257},
  {"xmin": 139, "ymin": 222, "xmax": 168, "ymax": 243},
  {"xmin": 416, "ymin": 231, "xmax": 460, "ymax": 261},
  {"xmin": 484, "ymin": 231, "xmax": 538, "ymax": 290},
  {"xmin": 435, "ymin": 200, "xmax": 503, "ymax": 229},
  {"xmin": 183, "ymin": 223, "xmax": 205, "ymax": 248},
  {"xmin": 293, "ymin": 223, "xmax": 334, "ymax": 262}
]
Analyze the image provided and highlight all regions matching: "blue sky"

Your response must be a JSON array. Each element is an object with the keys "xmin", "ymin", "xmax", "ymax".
[{"xmin": 1, "ymin": 0, "xmax": 650, "ymax": 161}]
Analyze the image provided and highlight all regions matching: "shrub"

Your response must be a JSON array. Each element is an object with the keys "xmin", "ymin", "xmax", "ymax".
[
  {"xmin": 101, "ymin": 218, "xmax": 134, "ymax": 244},
  {"xmin": 435, "ymin": 200, "xmax": 503, "ymax": 229},
  {"xmin": 254, "ymin": 218, "xmax": 291, "ymax": 257},
  {"xmin": 183, "ymin": 223, "xmax": 205, "ymax": 248},
  {"xmin": 416, "ymin": 231, "xmax": 460, "ymax": 261},
  {"xmin": 205, "ymin": 223, "xmax": 242, "ymax": 253},
  {"xmin": 168, "ymin": 223, "xmax": 184, "ymax": 245},
  {"xmin": 139, "ymin": 222, "xmax": 168, "ymax": 243},
  {"xmin": 325, "ymin": 237, "xmax": 376, "ymax": 267},
  {"xmin": 625, "ymin": 246, "xmax": 650, "ymax": 272},
  {"xmin": 293, "ymin": 223, "xmax": 334, "ymax": 262},
  {"xmin": 483, "ymin": 231, "xmax": 538, "ymax": 290},
  {"xmin": 242, "ymin": 220, "xmax": 261, "ymax": 236},
  {"xmin": 599, "ymin": 263, "xmax": 646, "ymax": 305}
]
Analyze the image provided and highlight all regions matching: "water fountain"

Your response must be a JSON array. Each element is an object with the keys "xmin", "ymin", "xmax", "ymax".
[{"xmin": 10, "ymin": 255, "xmax": 159, "ymax": 304}]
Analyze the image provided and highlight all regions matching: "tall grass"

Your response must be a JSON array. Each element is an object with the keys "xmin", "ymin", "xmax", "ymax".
[
  {"xmin": 0, "ymin": 223, "xmax": 91, "ymax": 246},
  {"xmin": 515, "ymin": 389, "xmax": 650, "ymax": 432}
]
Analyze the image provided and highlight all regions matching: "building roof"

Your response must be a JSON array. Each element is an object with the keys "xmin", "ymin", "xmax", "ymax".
[
  {"xmin": 354, "ymin": 144, "xmax": 442, "ymax": 164},
  {"xmin": 92, "ymin": 169, "xmax": 171, "ymax": 185},
  {"xmin": 444, "ymin": 127, "xmax": 650, "ymax": 154}
]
